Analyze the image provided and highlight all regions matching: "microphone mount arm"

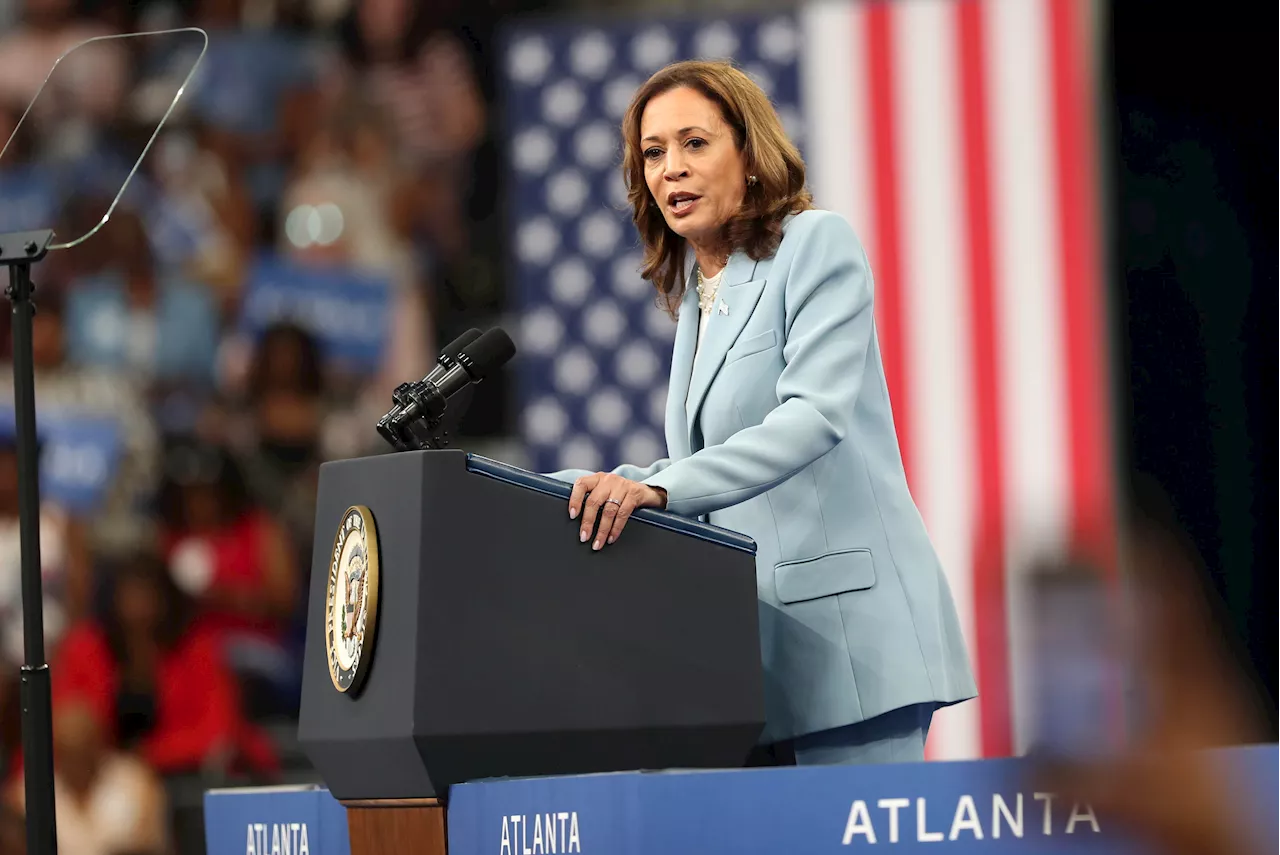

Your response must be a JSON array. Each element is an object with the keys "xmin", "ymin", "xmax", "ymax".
[{"xmin": 376, "ymin": 379, "xmax": 475, "ymax": 451}]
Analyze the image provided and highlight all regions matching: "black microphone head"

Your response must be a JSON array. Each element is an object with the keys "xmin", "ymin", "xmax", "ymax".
[
  {"xmin": 442, "ymin": 328, "xmax": 483, "ymax": 358},
  {"xmin": 457, "ymin": 328, "xmax": 516, "ymax": 380},
  {"xmin": 420, "ymin": 327, "xmax": 482, "ymax": 386}
]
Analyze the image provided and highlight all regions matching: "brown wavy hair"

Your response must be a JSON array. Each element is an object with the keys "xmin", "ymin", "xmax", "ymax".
[{"xmin": 622, "ymin": 60, "xmax": 814, "ymax": 314}]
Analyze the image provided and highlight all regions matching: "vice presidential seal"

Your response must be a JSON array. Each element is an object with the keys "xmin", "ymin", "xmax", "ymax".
[{"xmin": 326, "ymin": 505, "xmax": 380, "ymax": 694}]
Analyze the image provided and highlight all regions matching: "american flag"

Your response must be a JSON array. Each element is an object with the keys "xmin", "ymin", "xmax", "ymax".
[{"xmin": 500, "ymin": 0, "xmax": 1114, "ymax": 763}]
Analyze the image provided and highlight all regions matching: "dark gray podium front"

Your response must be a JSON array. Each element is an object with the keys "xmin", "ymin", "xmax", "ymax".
[{"xmin": 296, "ymin": 449, "xmax": 763, "ymax": 851}]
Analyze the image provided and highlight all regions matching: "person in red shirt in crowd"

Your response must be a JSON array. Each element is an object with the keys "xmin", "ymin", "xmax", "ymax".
[
  {"xmin": 156, "ymin": 439, "xmax": 300, "ymax": 714},
  {"xmin": 45, "ymin": 552, "xmax": 278, "ymax": 778}
]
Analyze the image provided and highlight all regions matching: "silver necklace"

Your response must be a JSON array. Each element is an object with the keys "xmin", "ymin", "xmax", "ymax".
[{"xmin": 696, "ymin": 264, "xmax": 725, "ymax": 314}]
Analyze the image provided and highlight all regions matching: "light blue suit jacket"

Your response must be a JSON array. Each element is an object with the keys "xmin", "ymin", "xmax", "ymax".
[{"xmin": 551, "ymin": 209, "xmax": 977, "ymax": 743}]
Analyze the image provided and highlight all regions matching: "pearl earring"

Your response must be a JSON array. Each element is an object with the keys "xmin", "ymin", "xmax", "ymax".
[{"xmin": 747, "ymin": 175, "xmax": 758, "ymax": 185}]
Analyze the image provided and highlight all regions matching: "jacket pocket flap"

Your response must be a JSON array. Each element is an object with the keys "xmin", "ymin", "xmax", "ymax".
[
  {"xmin": 725, "ymin": 328, "xmax": 777, "ymax": 364},
  {"xmin": 775, "ymin": 548, "xmax": 876, "ymax": 604}
]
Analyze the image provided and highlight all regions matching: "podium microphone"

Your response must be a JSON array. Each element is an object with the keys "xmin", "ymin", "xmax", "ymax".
[
  {"xmin": 377, "ymin": 328, "xmax": 481, "ymax": 449},
  {"xmin": 378, "ymin": 328, "xmax": 516, "ymax": 450},
  {"xmin": 427, "ymin": 327, "xmax": 517, "ymax": 413},
  {"xmin": 423, "ymin": 328, "xmax": 483, "ymax": 386}
]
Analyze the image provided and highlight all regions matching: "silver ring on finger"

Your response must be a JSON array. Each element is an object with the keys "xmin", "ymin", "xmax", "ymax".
[{"xmin": 605, "ymin": 497, "xmax": 623, "ymax": 506}]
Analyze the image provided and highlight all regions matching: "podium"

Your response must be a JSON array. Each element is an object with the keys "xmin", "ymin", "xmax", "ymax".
[{"xmin": 296, "ymin": 450, "xmax": 765, "ymax": 855}]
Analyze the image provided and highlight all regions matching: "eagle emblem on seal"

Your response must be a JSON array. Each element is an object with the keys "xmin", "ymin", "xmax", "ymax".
[{"xmin": 325, "ymin": 505, "xmax": 380, "ymax": 694}]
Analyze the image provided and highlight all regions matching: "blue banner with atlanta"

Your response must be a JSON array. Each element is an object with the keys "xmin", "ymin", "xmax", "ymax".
[
  {"xmin": 201, "ymin": 747, "xmax": 1276, "ymax": 854},
  {"xmin": 203, "ymin": 784, "xmax": 350, "ymax": 855},
  {"xmin": 444, "ymin": 746, "xmax": 1278, "ymax": 855}
]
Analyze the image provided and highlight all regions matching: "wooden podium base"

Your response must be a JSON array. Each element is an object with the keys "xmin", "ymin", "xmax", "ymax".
[{"xmin": 341, "ymin": 798, "xmax": 447, "ymax": 855}]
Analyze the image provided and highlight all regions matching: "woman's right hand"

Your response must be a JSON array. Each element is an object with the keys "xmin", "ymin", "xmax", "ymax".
[{"xmin": 568, "ymin": 472, "xmax": 667, "ymax": 551}]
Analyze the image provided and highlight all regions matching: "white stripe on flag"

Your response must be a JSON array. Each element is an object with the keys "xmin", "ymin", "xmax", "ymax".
[
  {"xmin": 985, "ymin": 0, "xmax": 1072, "ymax": 754},
  {"xmin": 800, "ymin": 0, "xmax": 875, "ymax": 260},
  {"xmin": 892, "ymin": 0, "xmax": 981, "ymax": 762}
]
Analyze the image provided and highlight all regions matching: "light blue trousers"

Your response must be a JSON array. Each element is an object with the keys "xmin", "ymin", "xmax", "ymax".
[{"xmin": 791, "ymin": 702, "xmax": 935, "ymax": 766}]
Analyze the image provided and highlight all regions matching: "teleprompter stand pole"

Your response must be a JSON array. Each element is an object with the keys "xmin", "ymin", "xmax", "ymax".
[{"xmin": 1, "ymin": 228, "xmax": 58, "ymax": 855}]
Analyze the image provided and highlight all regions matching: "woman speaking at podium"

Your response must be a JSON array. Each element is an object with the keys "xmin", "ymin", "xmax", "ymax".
[{"xmin": 550, "ymin": 60, "xmax": 976, "ymax": 765}]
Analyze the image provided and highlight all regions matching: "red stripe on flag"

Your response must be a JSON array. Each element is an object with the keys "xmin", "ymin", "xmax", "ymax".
[
  {"xmin": 1047, "ymin": 0, "xmax": 1114, "ymax": 563},
  {"xmin": 865, "ymin": 2, "xmax": 912, "ymax": 481},
  {"xmin": 1049, "ymin": 0, "xmax": 1124, "ymax": 746},
  {"xmin": 956, "ymin": 0, "xmax": 1012, "ymax": 759}
]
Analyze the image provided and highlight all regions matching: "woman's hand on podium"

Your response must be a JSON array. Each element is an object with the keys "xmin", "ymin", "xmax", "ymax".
[{"xmin": 569, "ymin": 473, "xmax": 667, "ymax": 551}]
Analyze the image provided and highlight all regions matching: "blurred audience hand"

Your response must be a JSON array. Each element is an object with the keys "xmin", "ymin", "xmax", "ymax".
[{"xmin": 1035, "ymin": 519, "xmax": 1272, "ymax": 855}]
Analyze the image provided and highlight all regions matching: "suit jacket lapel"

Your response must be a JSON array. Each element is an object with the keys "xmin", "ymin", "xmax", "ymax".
[
  {"xmin": 684, "ymin": 252, "xmax": 766, "ymax": 438},
  {"xmin": 663, "ymin": 268, "xmax": 698, "ymax": 460}
]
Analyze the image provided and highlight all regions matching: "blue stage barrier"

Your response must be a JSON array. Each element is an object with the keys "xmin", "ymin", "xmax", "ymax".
[
  {"xmin": 205, "ymin": 746, "xmax": 1277, "ymax": 855},
  {"xmin": 204, "ymin": 785, "xmax": 350, "ymax": 855}
]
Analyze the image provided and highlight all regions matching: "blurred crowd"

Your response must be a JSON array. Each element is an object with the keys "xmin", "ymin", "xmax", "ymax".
[{"xmin": 0, "ymin": 0, "xmax": 534, "ymax": 850}]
